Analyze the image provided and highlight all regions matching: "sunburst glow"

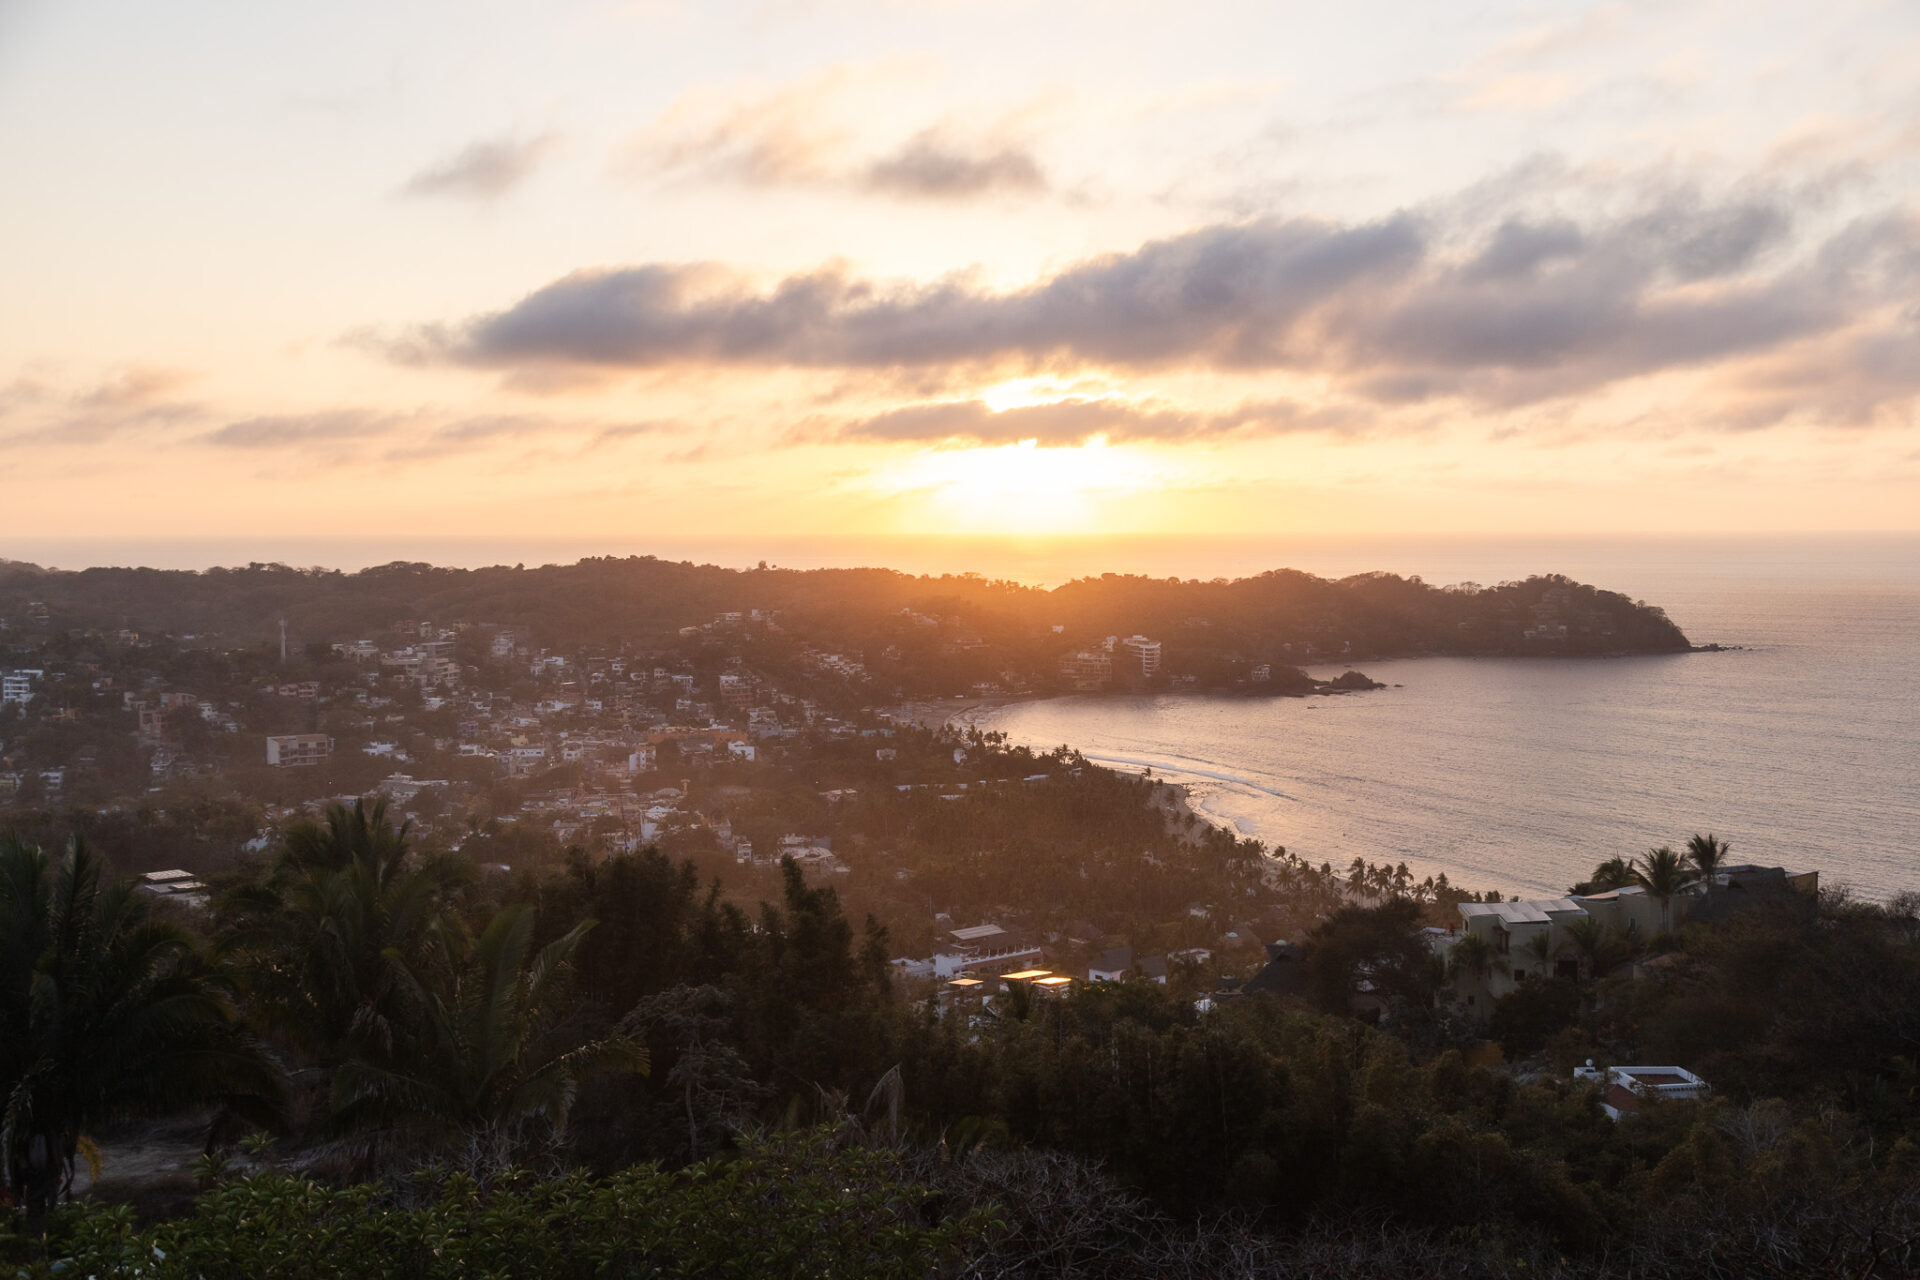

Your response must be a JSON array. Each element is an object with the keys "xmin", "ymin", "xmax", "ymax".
[
  {"xmin": 979, "ymin": 378, "xmax": 1078, "ymax": 412},
  {"xmin": 874, "ymin": 438, "xmax": 1166, "ymax": 533}
]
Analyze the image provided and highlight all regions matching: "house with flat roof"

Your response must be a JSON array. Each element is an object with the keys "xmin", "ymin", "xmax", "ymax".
[
  {"xmin": 1574, "ymin": 1063, "xmax": 1710, "ymax": 1120},
  {"xmin": 137, "ymin": 869, "xmax": 209, "ymax": 910},
  {"xmin": 1438, "ymin": 862, "xmax": 1820, "ymax": 1014},
  {"xmin": 266, "ymin": 733, "xmax": 333, "ymax": 767},
  {"xmin": 892, "ymin": 922, "xmax": 1044, "ymax": 982}
]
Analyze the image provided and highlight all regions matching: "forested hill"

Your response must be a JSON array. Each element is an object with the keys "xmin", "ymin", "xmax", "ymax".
[{"xmin": 0, "ymin": 555, "xmax": 1689, "ymax": 665}]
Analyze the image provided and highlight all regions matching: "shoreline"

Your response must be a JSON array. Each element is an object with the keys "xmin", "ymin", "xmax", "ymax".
[
  {"xmin": 890, "ymin": 694, "xmax": 1248, "ymax": 853},
  {"xmin": 889, "ymin": 644, "xmax": 1710, "ymax": 739},
  {"xmin": 888, "ymin": 696, "xmax": 1032, "ymax": 732},
  {"xmin": 1149, "ymin": 777, "xmax": 1211, "ymax": 848}
]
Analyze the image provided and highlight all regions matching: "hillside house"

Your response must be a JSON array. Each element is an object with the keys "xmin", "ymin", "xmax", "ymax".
[{"xmin": 1574, "ymin": 1063, "xmax": 1711, "ymax": 1120}]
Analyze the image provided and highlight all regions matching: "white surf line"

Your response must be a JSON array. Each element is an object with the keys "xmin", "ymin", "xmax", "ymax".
[{"xmin": 1076, "ymin": 751, "xmax": 1298, "ymax": 803}]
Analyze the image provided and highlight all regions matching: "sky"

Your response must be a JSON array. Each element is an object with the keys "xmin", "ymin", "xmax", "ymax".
[{"xmin": 2, "ymin": 0, "xmax": 1918, "ymax": 559}]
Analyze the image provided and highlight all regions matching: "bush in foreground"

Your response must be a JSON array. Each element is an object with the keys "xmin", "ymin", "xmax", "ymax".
[{"xmin": 2, "ymin": 1132, "xmax": 987, "ymax": 1280}]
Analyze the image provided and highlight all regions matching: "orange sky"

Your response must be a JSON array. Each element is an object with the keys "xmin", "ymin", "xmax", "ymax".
[{"xmin": 2, "ymin": 0, "xmax": 1917, "ymax": 548}]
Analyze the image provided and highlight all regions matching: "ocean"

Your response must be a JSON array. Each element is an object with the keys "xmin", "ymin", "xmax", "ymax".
[{"xmin": 962, "ymin": 536, "xmax": 1920, "ymax": 903}]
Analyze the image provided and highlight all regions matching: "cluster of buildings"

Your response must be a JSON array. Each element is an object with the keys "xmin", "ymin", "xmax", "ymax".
[
  {"xmin": 1058, "ymin": 634, "xmax": 1162, "ymax": 691},
  {"xmin": 892, "ymin": 922, "xmax": 1045, "ymax": 982},
  {"xmin": 0, "ymin": 599, "xmax": 916, "ymax": 868},
  {"xmin": 1433, "ymin": 864, "xmax": 1821, "ymax": 1010},
  {"xmin": 892, "ymin": 923, "xmax": 1181, "ymax": 1016}
]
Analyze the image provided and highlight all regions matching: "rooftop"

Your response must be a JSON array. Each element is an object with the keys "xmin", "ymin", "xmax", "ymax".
[
  {"xmin": 1459, "ymin": 897, "xmax": 1588, "ymax": 926},
  {"xmin": 950, "ymin": 924, "xmax": 1007, "ymax": 943}
]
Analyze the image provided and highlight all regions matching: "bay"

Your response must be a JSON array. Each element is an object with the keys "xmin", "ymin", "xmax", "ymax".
[{"xmin": 968, "ymin": 537, "xmax": 1920, "ymax": 902}]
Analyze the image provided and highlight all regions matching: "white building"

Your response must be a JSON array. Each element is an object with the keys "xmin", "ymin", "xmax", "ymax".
[
  {"xmin": 1435, "ymin": 865, "xmax": 1816, "ymax": 1013},
  {"xmin": 1574, "ymin": 1063, "xmax": 1710, "ymax": 1120},
  {"xmin": 2, "ymin": 669, "xmax": 43, "ymax": 706},
  {"xmin": 507, "ymin": 746, "xmax": 548, "ymax": 774},
  {"xmin": 1119, "ymin": 635, "xmax": 1162, "ymax": 678},
  {"xmin": 265, "ymin": 733, "xmax": 333, "ymax": 767},
  {"xmin": 137, "ymin": 869, "xmax": 209, "ymax": 909}
]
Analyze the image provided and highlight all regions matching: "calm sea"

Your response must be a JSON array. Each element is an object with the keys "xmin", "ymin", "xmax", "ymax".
[
  {"xmin": 964, "ymin": 536, "xmax": 1920, "ymax": 903},
  {"xmin": 8, "ymin": 532, "xmax": 1914, "ymax": 900}
]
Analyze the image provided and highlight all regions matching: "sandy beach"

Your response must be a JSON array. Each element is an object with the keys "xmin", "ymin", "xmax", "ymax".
[
  {"xmin": 889, "ymin": 696, "xmax": 1218, "ymax": 849},
  {"xmin": 887, "ymin": 696, "xmax": 1030, "ymax": 732},
  {"xmin": 1149, "ymin": 778, "xmax": 1210, "ymax": 847}
]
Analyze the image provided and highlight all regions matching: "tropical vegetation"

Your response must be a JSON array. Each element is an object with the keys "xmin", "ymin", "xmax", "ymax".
[
  {"xmin": 0, "ymin": 835, "xmax": 281, "ymax": 1233},
  {"xmin": 3, "ymin": 799, "xmax": 1918, "ymax": 1277}
]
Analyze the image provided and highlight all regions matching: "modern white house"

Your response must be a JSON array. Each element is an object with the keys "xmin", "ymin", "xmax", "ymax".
[{"xmin": 1574, "ymin": 1063, "xmax": 1711, "ymax": 1120}]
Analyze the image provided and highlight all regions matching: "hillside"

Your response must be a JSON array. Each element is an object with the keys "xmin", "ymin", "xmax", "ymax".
[{"xmin": 0, "ymin": 557, "xmax": 1690, "ymax": 682}]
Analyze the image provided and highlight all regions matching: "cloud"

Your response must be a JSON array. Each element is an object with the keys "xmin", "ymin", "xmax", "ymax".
[
  {"xmin": 387, "ymin": 181, "xmax": 1920, "ymax": 419},
  {"xmin": 420, "ymin": 214, "xmax": 1426, "ymax": 371},
  {"xmin": 628, "ymin": 68, "xmax": 1051, "ymax": 202},
  {"xmin": 0, "ymin": 367, "xmax": 203, "ymax": 449},
  {"xmin": 205, "ymin": 410, "xmax": 400, "ymax": 449},
  {"xmin": 587, "ymin": 421, "xmax": 665, "ymax": 449},
  {"xmin": 199, "ymin": 408, "xmax": 682, "ymax": 464},
  {"xmin": 400, "ymin": 134, "xmax": 558, "ymax": 201},
  {"xmin": 380, "ymin": 414, "xmax": 547, "ymax": 460},
  {"xmin": 629, "ymin": 67, "xmax": 866, "ymax": 188},
  {"xmin": 861, "ymin": 130, "xmax": 1047, "ymax": 199},
  {"xmin": 78, "ymin": 365, "xmax": 197, "ymax": 409},
  {"xmin": 836, "ymin": 396, "xmax": 1362, "ymax": 445}
]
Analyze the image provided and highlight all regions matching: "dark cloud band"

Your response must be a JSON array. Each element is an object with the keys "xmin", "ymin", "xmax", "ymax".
[{"xmin": 389, "ymin": 192, "xmax": 1920, "ymax": 412}]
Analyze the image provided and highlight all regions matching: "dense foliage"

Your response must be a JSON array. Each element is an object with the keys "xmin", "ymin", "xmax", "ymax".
[
  {"xmin": 3, "ymin": 788, "xmax": 1917, "ymax": 1276},
  {"xmin": 0, "ymin": 836, "xmax": 281, "ymax": 1233},
  {"xmin": 3, "ymin": 1134, "xmax": 984, "ymax": 1279}
]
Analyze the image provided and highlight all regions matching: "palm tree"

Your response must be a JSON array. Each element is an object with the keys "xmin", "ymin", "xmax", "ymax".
[
  {"xmin": 2, "ymin": 835, "xmax": 283, "ymax": 1234},
  {"xmin": 220, "ymin": 798, "xmax": 472, "ymax": 1063},
  {"xmin": 330, "ymin": 904, "xmax": 645, "ymax": 1174},
  {"xmin": 1518, "ymin": 930, "xmax": 1555, "ymax": 979},
  {"xmin": 1685, "ymin": 833, "xmax": 1731, "ymax": 888},
  {"xmin": 1575, "ymin": 857, "xmax": 1636, "ymax": 894},
  {"xmin": 1561, "ymin": 916, "xmax": 1613, "ymax": 981},
  {"xmin": 1633, "ymin": 846, "xmax": 1688, "ymax": 934},
  {"xmin": 1446, "ymin": 932, "xmax": 1509, "ymax": 991}
]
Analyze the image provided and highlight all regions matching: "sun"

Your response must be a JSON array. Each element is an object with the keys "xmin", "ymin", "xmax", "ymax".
[
  {"xmin": 874, "ymin": 437, "xmax": 1164, "ymax": 534},
  {"xmin": 978, "ymin": 378, "xmax": 1066, "ymax": 412}
]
